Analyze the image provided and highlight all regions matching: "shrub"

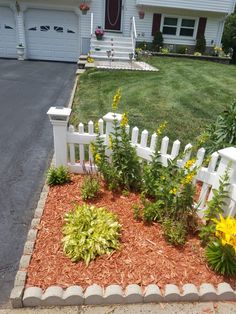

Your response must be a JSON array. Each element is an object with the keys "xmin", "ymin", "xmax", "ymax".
[
  {"xmin": 176, "ymin": 46, "xmax": 188, "ymax": 54},
  {"xmin": 199, "ymin": 223, "xmax": 216, "ymax": 246},
  {"xmin": 195, "ymin": 36, "xmax": 206, "ymax": 54},
  {"xmin": 47, "ymin": 166, "xmax": 71, "ymax": 186},
  {"xmin": 162, "ymin": 219, "xmax": 187, "ymax": 246},
  {"xmin": 152, "ymin": 31, "xmax": 163, "ymax": 52},
  {"xmin": 206, "ymin": 240, "xmax": 236, "ymax": 276},
  {"xmin": 62, "ymin": 204, "xmax": 121, "ymax": 265},
  {"xmin": 81, "ymin": 175, "xmax": 100, "ymax": 201}
]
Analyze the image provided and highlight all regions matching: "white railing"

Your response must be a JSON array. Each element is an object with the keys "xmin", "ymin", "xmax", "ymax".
[
  {"xmin": 90, "ymin": 12, "xmax": 94, "ymax": 37},
  {"xmin": 47, "ymin": 108, "xmax": 236, "ymax": 216},
  {"xmin": 130, "ymin": 16, "xmax": 137, "ymax": 56}
]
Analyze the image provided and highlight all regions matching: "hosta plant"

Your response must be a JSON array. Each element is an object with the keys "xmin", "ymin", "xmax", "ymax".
[
  {"xmin": 62, "ymin": 204, "xmax": 121, "ymax": 265},
  {"xmin": 47, "ymin": 166, "xmax": 71, "ymax": 186}
]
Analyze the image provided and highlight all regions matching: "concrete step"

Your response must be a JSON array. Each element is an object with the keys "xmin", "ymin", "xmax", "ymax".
[
  {"xmin": 90, "ymin": 54, "xmax": 132, "ymax": 61},
  {"xmin": 90, "ymin": 50, "xmax": 134, "ymax": 58}
]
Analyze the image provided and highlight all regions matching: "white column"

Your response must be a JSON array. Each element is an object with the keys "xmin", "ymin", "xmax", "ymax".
[
  {"xmin": 103, "ymin": 112, "xmax": 122, "ymax": 145},
  {"xmin": 47, "ymin": 107, "xmax": 71, "ymax": 168}
]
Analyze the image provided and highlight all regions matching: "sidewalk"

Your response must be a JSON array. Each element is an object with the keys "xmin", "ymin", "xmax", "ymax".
[{"xmin": 0, "ymin": 302, "xmax": 236, "ymax": 314}]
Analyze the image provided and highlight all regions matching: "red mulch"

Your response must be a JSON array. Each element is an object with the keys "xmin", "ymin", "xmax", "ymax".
[{"xmin": 26, "ymin": 175, "xmax": 236, "ymax": 291}]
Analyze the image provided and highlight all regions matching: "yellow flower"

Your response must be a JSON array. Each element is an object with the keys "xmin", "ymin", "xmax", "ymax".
[
  {"xmin": 120, "ymin": 112, "xmax": 128, "ymax": 127},
  {"xmin": 212, "ymin": 215, "xmax": 236, "ymax": 252},
  {"xmin": 170, "ymin": 187, "xmax": 177, "ymax": 195},
  {"xmin": 108, "ymin": 135, "xmax": 113, "ymax": 149},
  {"xmin": 185, "ymin": 159, "xmax": 196, "ymax": 169},
  {"xmin": 95, "ymin": 153, "xmax": 101, "ymax": 163},
  {"xmin": 156, "ymin": 121, "xmax": 167, "ymax": 136},
  {"xmin": 87, "ymin": 57, "xmax": 94, "ymax": 63},
  {"xmin": 112, "ymin": 89, "xmax": 121, "ymax": 112},
  {"xmin": 161, "ymin": 176, "xmax": 166, "ymax": 181},
  {"xmin": 90, "ymin": 142, "xmax": 96, "ymax": 155},
  {"xmin": 181, "ymin": 173, "xmax": 195, "ymax": 185},
  {"xmin": 94, "ymin": 122, "xmax": 99, "ymax": 133}
]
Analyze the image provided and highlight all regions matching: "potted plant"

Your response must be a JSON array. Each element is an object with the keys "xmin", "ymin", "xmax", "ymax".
[
  {"xmin": 79, "ymin": 3, "xmax": 90, "ymax": 15},
  {"xmin": 16, "ymin": 43, "xmax": 25, "ymax": 60},
  {"xmin": 138, "ymin": 9, "xmax": 145, "ymax": 19},
  {"xmin": 95, "ymin": 26, "xmax": 104, "ymax": 40}
]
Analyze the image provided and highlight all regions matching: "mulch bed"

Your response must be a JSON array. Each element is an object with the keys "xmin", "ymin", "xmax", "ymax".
[{"xmin": 26, "ymin": 175, "xmax": 236, "ymax": 291}]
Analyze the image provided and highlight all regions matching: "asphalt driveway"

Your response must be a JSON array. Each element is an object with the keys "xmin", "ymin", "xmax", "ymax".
[{"xmin": 0, "ymin": 59, "xmax": 76, "ymax": 305}]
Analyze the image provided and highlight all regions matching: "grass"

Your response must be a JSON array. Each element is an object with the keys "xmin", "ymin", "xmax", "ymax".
[{"xmin": 71, "ymin": 57, "xmax": 236, "ymax": 145}]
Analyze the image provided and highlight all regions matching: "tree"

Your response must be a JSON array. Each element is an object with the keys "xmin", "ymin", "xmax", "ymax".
[
  {"xmin": 152, "ymin": 31, "xmax": 163, "ymax": 52},
  {"xmin": 222, "ymin": 10, "xmax": 236, "ymax": 63}
]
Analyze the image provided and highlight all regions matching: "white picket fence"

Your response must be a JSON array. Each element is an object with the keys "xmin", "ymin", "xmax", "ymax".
[{"xmin": 47, "ymin": 107, "xmax": 236, "ymax": 216}]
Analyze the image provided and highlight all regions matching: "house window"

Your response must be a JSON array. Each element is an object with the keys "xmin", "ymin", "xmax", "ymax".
[
  {"xmin": 54, "ymin": 26, "xmax": 63, "ymax": 33},
  {"xmin": 5, "ymin": 25, "xmax": 14, "ymax": 30},
  {"xmin": 162, "ymin": 17, "xmax": 178, "ymax": 35},
  {"xmin": 40, "ymin": 25, "xmax": 50, "ymax": 32},
  {"xmin": 162, "ymin": 16, "xmax": 196, "ymax": 38}
]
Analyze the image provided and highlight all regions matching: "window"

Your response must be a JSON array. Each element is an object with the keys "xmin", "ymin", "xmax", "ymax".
[
  {"xmin": 40, "ymin": 25, "xmax": 50, "ymax": 32},
  {"xmin": 162, "ymin": 16, "xmax": 196, "ymax": 38},
  {"xmin": 28, "ymin": 27, "xmax": 37, "ymax": 31},
  {"xmin": 54, "ymin": 26, "xmax": 63, "ymax": 33},
  {"xmin": 162, "ymin": 17, "xmax": 178, "ymax": 35},
  {"xmin": 67, "ymin": 29, "xmax": 75, "ymax": 34},
  {"xmin": 5, "ymin": 25, "xmax": 13, "ymax": 30}
]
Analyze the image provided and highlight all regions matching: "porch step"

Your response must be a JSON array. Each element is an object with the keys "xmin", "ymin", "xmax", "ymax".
[{"xmin": 90, "ymin": 34, "xmax": 134, "ymax": 61}]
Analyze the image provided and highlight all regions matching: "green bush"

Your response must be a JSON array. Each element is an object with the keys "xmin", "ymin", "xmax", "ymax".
[
  {"xmin": 47, "ymin": 166, "xmax": 71, "ymax": 186},
  {"xmin": 195, "ymin": 36, "xmax": 206, "ymax": 54},
  {"xmin": 199, "ymin": 223, "xmax": 216, "ymax": 246},
  {"xmin": 176, "ymin": 46, "xmax": 188, "ymax": 54},
  {"xmin": 162, "ymin": 219, "xmax": 187, "ymax": 246},
  {"xmin": 62, "ymin": 204, "xmax": 121, "ymax": 265},
  {"xmin": 205, "ymin": 240, "xmax": 236, "ymax": 276},
  {"xmin": 81, "ymin": 175, "xmax": 100, "ymax": 201},
  {"xmin": 152, "ymin": 31, "xmax": 163, "ymax": 52}
]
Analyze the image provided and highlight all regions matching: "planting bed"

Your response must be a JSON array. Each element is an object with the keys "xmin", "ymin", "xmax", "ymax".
[{"xmin": 26, "ymin": 174, "xmax": 236, "ymax": 292}]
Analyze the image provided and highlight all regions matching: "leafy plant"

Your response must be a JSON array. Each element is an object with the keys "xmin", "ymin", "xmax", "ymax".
[
  {"xmin": 222, "ymin": 9, "xmax": 236, "ymax": 63},
  {"xmin": 176, "ymin": 46, "xmax": 188, "ymax": 54},
  {"xmin": 81, "ymin": 175, "xmax": 100, "ymax": 201},
  {"xmin": 195, "ymin": 36, "xmax": 206, "ymax": 54},
  {"xmin": 162, "ymin": 219, "xmax": 187, "ymax": 246},
  {"xmin": 203, "ymin": 168, "xmax": 230, "ymax": 222},
  {"xmin": 205, "ymin": 240, "xmax": 236, "ymax": 276},
  {"xmin": 47, "ymin": 166, "xmax": 71, "ymax": 186},
  {"xmin": 132, "ymin": 203, "xmax": 143, "ymax": 221},
  {"xmin": 199, "ymin": 223, "xmax": 216, "ymax": 246},
  {"xmin": 62, "ymin": 204, "xmax": 121, "ymax": 265},
  {"xmin": 197, "ymin": 100, "xmax": 236, "ymax": 154},
  {"xmin": 92, "ymin": 90, "xmax": 142, "ymax": 192},
  {"xmin": 152, "ymin": 31, "xmax": 163, "ymax": 52}
]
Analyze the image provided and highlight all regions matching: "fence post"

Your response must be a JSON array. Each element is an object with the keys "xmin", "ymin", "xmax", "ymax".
[
  {"xmin": 209, "ymin": 147, "xmax": 236, "ymax": 215},
  {"xmin": 47, "ymin": 106, "xmax": 71, "ymax": 167},
  {"xmin": 103, "ymin": 112, "xmax": 122, "ymax": 144}
]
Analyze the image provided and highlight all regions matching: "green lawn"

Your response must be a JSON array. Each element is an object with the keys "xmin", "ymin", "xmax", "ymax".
[{"xmin": 71, "ymin": 57, "xmax": 236, "ymax": 145}]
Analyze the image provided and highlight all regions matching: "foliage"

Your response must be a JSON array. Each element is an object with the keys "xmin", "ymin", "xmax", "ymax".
[
  {"xmin": 222, "ymin": 10, "xmax": 236, "ymax": 63},
  {"xmin": 92, "ymin": 90, "xmax": 142, "ymax": 192},
  {"xmin": 160, "ymin": 47, "xmax": 169, "ymax": 54},
  {"xmin": 205, "ymin": 240, "xmax": 236, "ymax": 276},
  {"xmin": 152, "ymin": 31, "xmax": 163, "ymax": 52},
  {"xmin": 136, "ymin": 41, "xmax": 152, "ymax": 51},
  {"xmin": 194, "ymin": 52, "xmax": 202, "ymax": 56},
  {"xmin": 162, "ymin": 219, "xmax": 187, "ymax": 246},
  {"xmin": 203, "ymin": 168, "xmax": 230, "ymax": 222},
  {"xmin": 199, "ymin": 223, "xmax": 216, "ymax": 246},
  {"xmin": 197, "ymin": 100, "xmax": 236, "ymax": 154},
  {"xmin": 195, "ymin": 36, "xmax": 206, "ymax": 54},
  {"xmin": 47, "ymin": 166, "xmax": 71, "ymax": 186},
  {"xmin": 176, "ymin": 46, "xmax": 188, "ymax": 54},
  {"xmin": 142, "ymin": 199, "xmax": 165, "ymax": 224},
  {"xmin": 62, "ymin": 204, "xmax": 121, "ymax": 265},
  {"xmin": 81, "ymin": 175, "xmax": 100, "ymax": 201},
  {"xmin": 132, "ymin": 203, "xmax": 143, "ymax": 221}
]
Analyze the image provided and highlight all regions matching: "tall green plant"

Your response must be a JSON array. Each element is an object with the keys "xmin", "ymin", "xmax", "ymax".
[
  {"xmin": 152, "ymin": 31, "xmax": 163, "ymax": 52},
  {"xmin": 195, "ymin": 36, "xmax": 206, "ymax": 54}
]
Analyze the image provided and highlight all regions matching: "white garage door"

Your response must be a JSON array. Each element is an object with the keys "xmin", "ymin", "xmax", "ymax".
[
  {"xmin": 25, "ymin": 9, "xmax": 79, "ymax": 62},
  {"xmin": 0, "ymin": 7, "xmax": 17, "ymax": 58}
]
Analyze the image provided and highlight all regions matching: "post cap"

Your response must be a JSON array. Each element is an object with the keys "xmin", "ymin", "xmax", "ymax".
[
  {"xmin": 218, "ymin": 147, "xmax": 236, "ymax": 163},
  {"xmin": 47, "ymin": 106, "xmax": 71, "ymax": 122},
  {"xmin": 103, "ymin": 112, "xmax": 122, "ymax": 122}
]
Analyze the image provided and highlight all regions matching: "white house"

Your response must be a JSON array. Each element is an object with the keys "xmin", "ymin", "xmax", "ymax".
[{"xmin": 0, "ymin": 0, "xmax": 235, "ymax": 62}]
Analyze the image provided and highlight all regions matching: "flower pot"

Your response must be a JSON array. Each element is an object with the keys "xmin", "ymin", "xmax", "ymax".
[
  {"xmin": 16, "ymin": 46, "xmax": 25, "ymax": 61},
  {"xmin": 82, "ymin": 10, "xmax": 88, "ymax": 15},
  {"xmin": 96, "ymin": 35, "xmax": 103, "ymax": 40}
]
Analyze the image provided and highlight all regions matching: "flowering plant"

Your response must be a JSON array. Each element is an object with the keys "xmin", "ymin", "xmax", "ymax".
[
  {"xmin": 95, "ymin": 26, "xmax": 104, "ymax": 36},
  {"xmin": 79, "ymin": 3, "xmax": 90, "ymax": 11},
  {"xmin": 213, "ymin": 215, "xmax": 236, "ymax": 252}
]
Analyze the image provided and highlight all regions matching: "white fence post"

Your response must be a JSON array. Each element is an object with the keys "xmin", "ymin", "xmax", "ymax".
[
  {"xmin": 209, "ymin": 147, "xmax": 236, "ymax": 215},
  {"xmin": 47, "ymin": 107, "xmax": 71, "ymax": 167},
  {"xmin": 103, "ymin": 112, "xmax": 122, "ymax": 144}
]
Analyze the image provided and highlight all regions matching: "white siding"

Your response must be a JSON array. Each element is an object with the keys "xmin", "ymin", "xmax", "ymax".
[{"xmin": 136, "ymin": 0, "xmax": 235, "ymax": 14}]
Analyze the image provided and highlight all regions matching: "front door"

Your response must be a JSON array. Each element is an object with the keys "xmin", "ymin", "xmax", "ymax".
[{"xmin": 105, "ymin": 0, "xmax": 122, "ymax": 31}]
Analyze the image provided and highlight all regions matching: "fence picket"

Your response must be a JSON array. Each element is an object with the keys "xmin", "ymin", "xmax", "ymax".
[
  {"xmin": 126, "ymin": 124, "xmax": 130, "ymax": 135},
  {"xmin": 182, "ymin": 143, "xmax": 193, "ymax": 165},
  {"xmin": 98, "ymin": 118, "xmax": 104, "ymax": 135},
  {"xmin": 160, "ymin": 136, "xmax": 169, "ymax": 155},
  {"xmin": 140, "ymin": 130, "xmax": 148, "ymax": 148},
  {"xmin": 88, "ymin": 121, "xmax": 94, "ymax": 135},
  {"xmin": 69, "ymin": 125, "xmax": 75, "ymax": 165},
  {"xmin": 171, "ymin": 140, "xmax": 181, "ymax": 159},
  {"xmin": 150, "ymin": 133, "xmax": 157, "ymax": 151},
  {"xmin": 79, "ymin": 123, "xmax": 85, "ymax": 165},
  {"xmin": 131, "ymin": 127, "xmax": 139, "ymax": 145}
]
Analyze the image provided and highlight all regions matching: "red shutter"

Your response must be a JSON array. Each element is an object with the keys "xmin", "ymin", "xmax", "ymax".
[
  {"xmin": 197, "ymin": 17, "xmax": 207, "ymax": 38},
  {"xmin": 152, "ymin": 13, "xmax": 162, "ymax": 36}
]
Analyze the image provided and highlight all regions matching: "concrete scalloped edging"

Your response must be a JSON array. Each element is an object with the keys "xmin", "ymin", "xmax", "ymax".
[{"xmin": 9, "ymin": 68, "xmax": 236, "ymax": 309}]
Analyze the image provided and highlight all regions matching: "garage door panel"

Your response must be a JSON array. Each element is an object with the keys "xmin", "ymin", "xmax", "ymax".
[
  {"xmin": 0, "ymin": 7, "xmax": 17, "ymax": 58},
  {"xmin": 25, "ymin": 9, "xmax": 79, "ymax": 62}
]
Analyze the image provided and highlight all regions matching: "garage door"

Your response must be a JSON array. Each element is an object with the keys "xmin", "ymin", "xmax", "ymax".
[
  {"xmin": 0, "ymin": 7, "xmax": 17, "ymax": 58},
  {"xmin": 25, "ymin": 9, "xmax": 79, "ymax": 62}
]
